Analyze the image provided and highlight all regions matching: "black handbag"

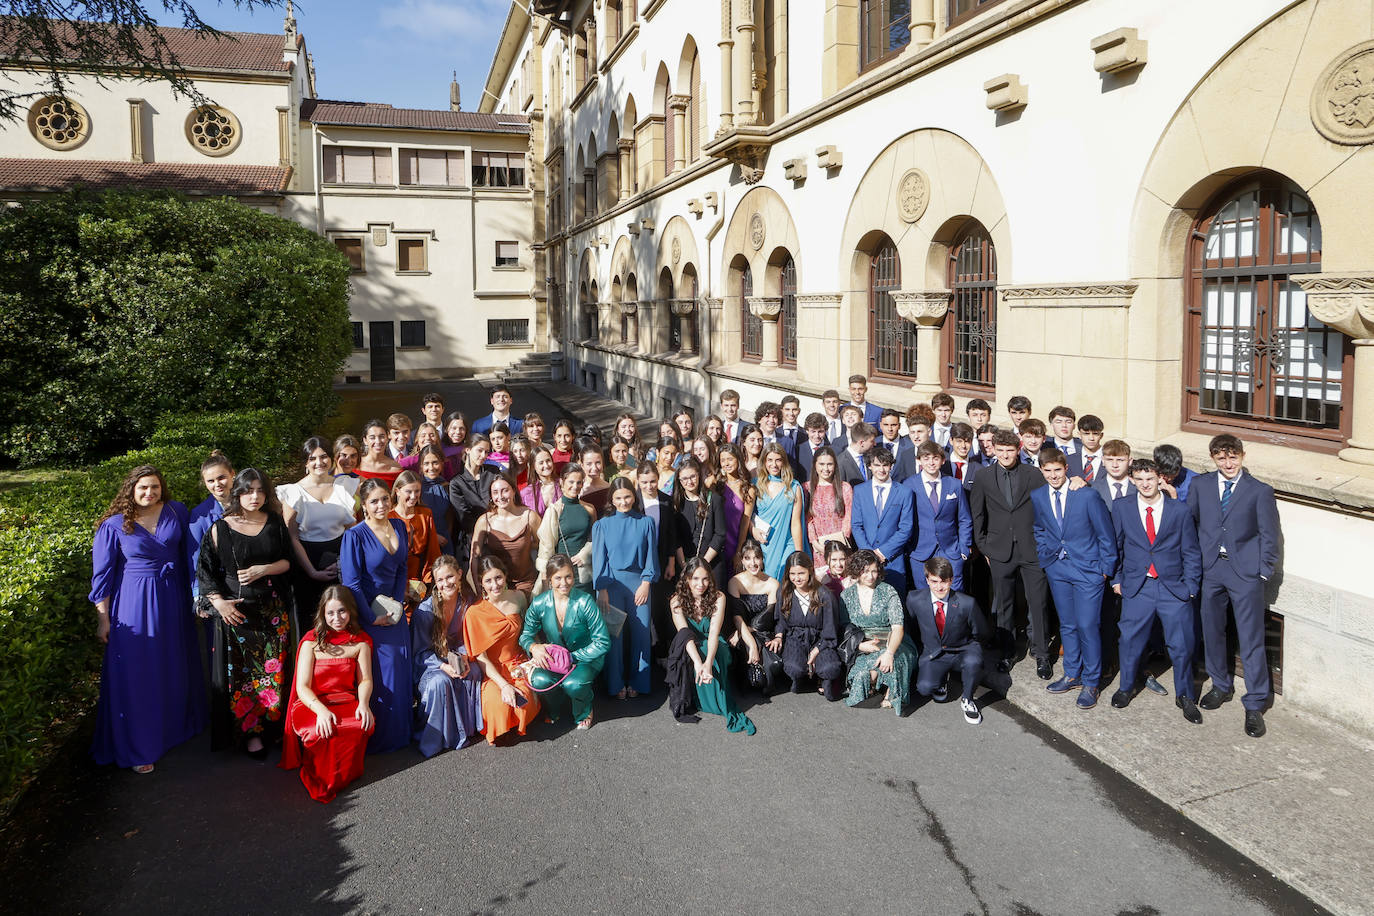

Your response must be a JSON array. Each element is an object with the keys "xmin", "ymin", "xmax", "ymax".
[{"xmin": 838, "ymin": 623, "xmax": 866, "ymax": 668}]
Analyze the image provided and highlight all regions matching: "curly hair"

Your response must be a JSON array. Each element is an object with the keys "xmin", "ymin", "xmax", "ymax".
[
  {"xmin": 673, "ymin": 557, "xmax": 720, "ymax": 622},
  {"xmin": 97, "ymin": 465, "xmax": 170, "ymax": 534},
  {"xmin": 846, "ymin": 548, "xmax": 883, "ymax": 581}
]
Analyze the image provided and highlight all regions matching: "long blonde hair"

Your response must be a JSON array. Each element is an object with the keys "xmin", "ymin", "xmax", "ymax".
[{"xmin": 754, "ymin": 443, "xmax": 796, "ymax": 500}]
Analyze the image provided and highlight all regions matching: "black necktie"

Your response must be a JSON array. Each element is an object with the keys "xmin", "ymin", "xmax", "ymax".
[{"xmin": 1000, "ymin": 466, "xmax": 1015, "ymax": 505}]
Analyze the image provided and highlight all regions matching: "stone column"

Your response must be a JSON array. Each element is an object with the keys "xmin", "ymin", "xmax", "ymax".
[
  {"xmin": 893, "ymin": 290, "xmax": 952, "ymax": 399},
  {"xmin": 671, "ymin": 298, "xmax": 698, "ymax": 353},
  {"xmin": 747, "ymin": 295, "xmax": 782, "ymax": 369},
  {"xmin": 912, "ymin": 0, "xmax": 936, "ymax": 48},
  {"xmin": 718, "ymin": 0, "xmax": 735, "ymax": 134},
  {"xmin": 734, "ymin": 0, "xmax": 756, "ymax": 126},
  {"xmin": 669, "ymin": 94, "xmax": 690, "ymax": 171},
  {"xmin": 617, "ymin": 138, "xmax": 633, "ymax": 200},
  {"xmin": 619, "ymin": 300, "xmax": 639, "ymax": 349},
  {"xmin": 583, "ymin": 167, "xmax": 596, "ymax": 220},
  {"xmin": 1297, "ymin": 273, "xmax": 1374, "ymax": 465},
  {"xmin": 585, "ymin": 17, "xmax": 597, "ymax": 73}
]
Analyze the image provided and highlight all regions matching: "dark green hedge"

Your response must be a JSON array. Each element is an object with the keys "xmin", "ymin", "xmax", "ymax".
[
  {"xmin": 0, "ymin": 409, "xmax": 299, "ymax": 815},
  {"xmin": 0, "ymin": 191, "xmax": 352, "ymax": 467}
]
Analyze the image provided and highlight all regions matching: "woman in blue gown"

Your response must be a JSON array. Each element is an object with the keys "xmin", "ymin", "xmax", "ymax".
[
  {"xmin": 90, "ymin": 465, "xmax": 207, "ymax": 772},
  {"xmin": 340, "ymin": 478, "xmax": 411, "ymax": 753},
  {"xmin": 410, "ymin": 554, "xmax": 483, "ymax": 756},
  {"xmin": 591, "ymin": 477, "xmax": 659, "ymax": 698},
  {"xmin": 752, "ymin": 445, "xmax": 805, "ymax": 581}
]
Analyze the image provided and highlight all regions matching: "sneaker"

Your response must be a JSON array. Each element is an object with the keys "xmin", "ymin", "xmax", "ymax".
[
  {"xmin": 1046, "ymin": 676, "xmax": 1083, "ymax": 694},
  {"xmin": 932, "ymin": 684, "xmax": 949, "ymax": 703},
  {"xmin": 1076, "ymin": 686, "xmax": 1100, "ymax": 709},
  {"xmin": 961, "ymin": 697, "xmax": 982, "ymax": 725}
]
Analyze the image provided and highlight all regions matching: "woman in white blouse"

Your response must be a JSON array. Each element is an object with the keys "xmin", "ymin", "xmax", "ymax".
[{"xmin": 279, "ymin": 436, "xmax": 360, "ymax": 637}]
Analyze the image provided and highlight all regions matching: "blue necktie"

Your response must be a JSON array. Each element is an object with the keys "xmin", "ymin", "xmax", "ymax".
[
  {"xmin": 929, "ymin": 480, "xmax": 940, "ymax": 511},
  {"xmin": 1054, "ymin": 489, "xmax": 1064, "ymax": 526},
  {"xmin": 1221, "ymin": 479, "xmax": 1234, "ymax": 513}
]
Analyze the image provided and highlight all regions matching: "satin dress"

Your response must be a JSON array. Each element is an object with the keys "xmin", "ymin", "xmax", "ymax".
[
  {"xmin": 410, "ymin": 596, "xmax": 483, "ymax": 757},
  {"xmin": 463, "ymin": 598, "xmax": 541, "ymax": 743},
  {"xmin": 280, "ymin": 631, "xmax": 374, "ymax": 803},
  {"xmin": 340, "ymin": 519, "xmax": 411, "ymax": 753},
  {"xmin": 755, "ymin": 478, "xmax": 802, "ymax": 580}
]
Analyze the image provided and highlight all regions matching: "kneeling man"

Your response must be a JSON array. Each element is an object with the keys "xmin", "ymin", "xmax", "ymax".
[{"xmin": 908, "ymin": 557, "xmax": 988, "ymax": 725}]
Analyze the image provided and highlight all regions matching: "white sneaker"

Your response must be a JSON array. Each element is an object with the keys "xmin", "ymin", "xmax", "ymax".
[{"xmin": 961, "ymin": 697, "xmax": 982, "ymax": 725}]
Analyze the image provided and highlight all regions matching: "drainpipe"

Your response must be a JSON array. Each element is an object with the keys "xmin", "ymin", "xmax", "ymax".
[{"xmin": 699, "ymin": 188, "xmax": 725, "ymax": 405}]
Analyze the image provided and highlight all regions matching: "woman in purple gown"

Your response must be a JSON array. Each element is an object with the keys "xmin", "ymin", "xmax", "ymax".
[
  {"xmin": 91, "ymin": 465, "xmax": 207, "ymax": 773},
  {"xmin": 410, "ymin": 555, "xmax": 483, "ymax": 756},
  {"xmin": 340, "ymin": 478, "xmax": 412, "ymax": 753}
]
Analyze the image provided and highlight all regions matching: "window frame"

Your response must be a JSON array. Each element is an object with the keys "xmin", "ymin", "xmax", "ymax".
[
  {"xmin": 350, "ymin": 321, "xmax": 365, "ymax": 350},
  {"xmin": 943, "ymin": 221, "xmax": 997, "ymax": 395},
  {"xmin": 495, "ymin": 240, "xmax": 521, "ymax": 269},
  {"xmin": 398, "ymin": 147, "xmax": 466, "ymax": 187},
  {"xmin": 395, "ymin": 237, "xmax": 429, "ymax": 275},
  {"xmin": 332, "ymin": 236, "xmax": 366, "ymax": 274},
  {"xmin": 867, "ymin": 239, "xmax": 917, "ymax": 381},
  {"xmin": 779, "ymin": 255, "xmax": 798, "ymax": 369},
  {"xmin": 472, "ymin": 151, "xmax": 526, "ymax": 189},
  {"xmin": 739, "ymin": 263, "xmax": 762, "ymax": 363},
  {"xmin": 859, "ymin": 0, "xmax": 913, "ymax": 74},
  {"xmin": 398, "ymin": 320, "xmax": 427, "ymax": 349},
  {"xmin": 947, "ymin": 0, "xmax": 1008, "ymax": 28},
  {"xmin": 322, "ymin": 145, "xmax": 394, "ymax": 186}
]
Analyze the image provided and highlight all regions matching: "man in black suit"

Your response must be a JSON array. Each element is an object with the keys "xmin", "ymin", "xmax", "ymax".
[
  {"xmin": 837, "ymin": 422, "xmax": 876, "ymax": 487},
  {"xmin": 636, "ymin": 462, "xmax": 683, "ymax": 658},
  {"xmin": 969, "ymin": 428, "xmax": 1053, "ymax": 678},
  {"xmin": 908, "ymin": 556, "xmax": 989, "ymax": 725}
]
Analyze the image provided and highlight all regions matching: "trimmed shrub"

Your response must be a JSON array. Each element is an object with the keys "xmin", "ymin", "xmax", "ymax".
[
  {"xmin": 0, "ymin": 409, "xmax": 298, "ymax": 814},
  {"xmin": 0, "ymin": 191, "xmax": 352, "ymax": 467}
]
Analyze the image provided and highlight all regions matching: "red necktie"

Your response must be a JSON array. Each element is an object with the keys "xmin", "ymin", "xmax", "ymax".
[
  {"xmin": 1083, "ymin": 456, "xmax": 1095, "ymax": 482},
  {"xmin": 954, "ymin": 462, "xmax": 964, "ymax": 481},
  {"xmin": 935, "ymin": 600, "xmax": 945, "ymax": 636},
  {"xmin": 1145, "ymin": 505, "xmax": 1158, "ymax": 578}
]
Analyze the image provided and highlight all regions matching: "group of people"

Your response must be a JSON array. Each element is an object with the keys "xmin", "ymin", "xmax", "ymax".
[{"xmin": 88, "ymin": 377, "xmax": 1281, "ymax": 803}]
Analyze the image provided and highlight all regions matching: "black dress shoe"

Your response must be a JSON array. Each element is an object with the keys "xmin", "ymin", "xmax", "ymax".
[
  {"xmin": 996, "ymin": 658, "xmax": 1012, "ymax": 674},
  {"xmin": 1110, "ymin": 689, "xmax": 1134, "ymax": 709},
  {"xmin": 1244, "ymin": 709, "xmax": 1266, "ymax": 738},
  {"xmin": 1036, "ymin": 659, "xmax": 1054, "ymax": 680},
  {"xmin": 1199, "ymin": 686, "xmax": 1234, "ymax": 710},
  {"xmin": 1176, "ymin": 696, "xmax": 1203, "ymax": 724}
]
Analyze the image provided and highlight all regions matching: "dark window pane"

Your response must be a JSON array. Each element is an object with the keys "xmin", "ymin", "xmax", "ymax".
[{"xmin": 399, "ymin": 320, "xmax": 426, "ymax": 348}]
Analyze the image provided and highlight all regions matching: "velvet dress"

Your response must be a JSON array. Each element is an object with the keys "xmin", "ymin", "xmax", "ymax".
[
  {"xmin": 340, "ymin": 519, "xmax": 412, "ymax": 753},
  {"xmin": 410, "ymin": 596, "xmax": 483, "ymax": 757},
  {"xmin": 721, "ymin": 484, "xmax": 748, "ymax": 577},
  {"xmin": 592, "ymin": 509, "xmax": 660, "ymax": 696},
  {"xmin": 463, "ymin": 598, "xmax": 541, "ymax": 743},
  {"xmin": 90, "ymin": 502, "xmax": 207, "ymax": 768},
  {"xmin": 773, "ymin": 588, "xmax": 844, "ymax": 700},
  {"xmin": 279, "ymin": 630, "xmax": 374, "ymax": 803}
]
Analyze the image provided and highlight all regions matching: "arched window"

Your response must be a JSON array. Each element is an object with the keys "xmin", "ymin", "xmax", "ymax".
[
  {"xmin": 945, "ymin": 221, "xmax": 997, "ymax": 392},
  {"xmin": 586, "ymin": 282, "xmax": 600, "ymax": 342},
  {"xmin": 623, "ymin": 273, "xmax": 639, "ymax": 348},
  {"xmin": 688, "ymin": 52, "xmax": 702, "ymax": 162},
  {"xmin": 681, "ymin": 265, "xmax": 699, "ymax": 354},
  {"xmin": 779, "ymin": 255, "xmax": 797, "ymax": 367},
  {"xmin": 1186, "ymin": 176, "xmax": 1348, "ymax": 443},
  {"xmin": 739, "ymin": 260, "xmax": 761, "ymax": 361},
  {"xmin": 868, "ymin": 239, "xmax": 914, "ymax": 378}
]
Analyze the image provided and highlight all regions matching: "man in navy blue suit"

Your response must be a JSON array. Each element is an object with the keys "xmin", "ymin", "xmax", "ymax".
[
  {"xmin": 908, "ymin": 556, "xmax": 988, "ymax": 725},
  {"xmin": 795, "ymin": 413, "xmax": 830, "ymax": 482},
  {"xmin": 1094, "ymin": 439, "xmax": 1137, "ymax": 504},
  {"xmin": 471, "ymin": 384, "xmax": 524, "ymax": 437},
  {"xmin": 875, "ymin": 408, "xmax": 908, "ymax": 462},
  {"xmin": 778, "ymin": 395, "xmax": 803, "ymax": 451},
  {"xmin": 755, "ymin": 402, "xmax": 797, "ymax": 462},
  {"xmin": 906, "ymin": 441, "xmax": 973, "ymax": 591},
  {"xmin": 1046, "ymin": 406, "xmax": 1082, "ymax": 460},
  {"xmin": 837, "ymin": 422, "xmax": 875, "ymax": 487},
  {"xmin": 945, "ymin": 423, "xmax": 981, "ymax": 489},
  {"xmin": 1033, "ymin": 448, "xmax": 1118, "ymax": 709},
  {"xmin": 1187, "ymin": 434, "xmax": 1281, "ymax": 739},
  {"xmin": 852, "ymin": 447, "xmax": 915, "ymax": 594},
  {"xmin": 846, "ymin": 374, "xmax": 884, "ymax": 426},
  {"xmin": 1110, "ymin": 458, "xmax": 1204, "ymax": 724},
  {"xmin": 1067, "ymin": 414, "xmax": 1105, "ymax": 481}
]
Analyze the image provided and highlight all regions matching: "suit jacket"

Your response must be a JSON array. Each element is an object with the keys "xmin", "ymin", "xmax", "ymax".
[
  {"xmin": 1048, "ymin": 436, "xmax": 1082, "ymax": 458},
  {"xmin": 851, "ymin": 480, "xmax": 915, "ymax": 581},
  {"xmin": 471, "ymin": 412, "xmax": 524, "ymax": 436},
  {"xmin": 893, "ymin": 448, "xmax": 918, "ymax": 484},
  {"xmin": 641, "ymin": 492, "xmax": 680, "ymax": 574},
  {"xmin": 849, "ymin": 402, "xmax": 884, "ymax": 425},
  {"xmin": 876, "ymin": 437, "xmax": 908, "ymax": 461},
  {"xmin": 519, "ymin": 589, "xmax": 611, "ymax": 670},
  {"xmin": 942, "ymin": 456, "xmax": 980, "ymax": 491},
  {"xmin": 1032, "ymin": 485, "xmax": 1117, "ymax": 580},
  {"xmin": 1110, "ymin": 496, "xmax": 1201, "ymax": 602},
  {"xmin": 1019, "ymin": 449, "xmax": 1042, "ymax": 468},
  {"xmin": 1093, "ymin": 474, "xmax": 1136, "ymax": 504},
  {"xmin": 906, "ymin": 474, "xmax": 973, "ymax": 562},
  {"xmin": 761, "ymin": 434, "xmax": 797, "ymax": 461},
  {"xmin": 968, "ymin": 460, "xmax": 1047, "ymax": 564},
  {"xmin": 721, "ymin": 418, "xmax": 744, "ymax": 445},
  {"xmin": 906, "ymin": 589, "xmax": 987, "ymax": 656},
  {"xmin": 1186, "ymin": 470, "xmax": 1280, "ymax": 581},
  {"xmin": 837, "ymin": 449, "xmax": 869, "ymax": 488},
  {"xmin": 777, "ymin": 427, "xmax": 802, "ymax": 451},
  {"xmin": 1067, "ymin": 450, "xmax": 1103, "ymax": 480},
  {"xmin": 823, "ymin": 416, "xmax": 846, "ymax": 444},
  {"xmin": 796, "ymin": 439, "xmax": 827, "ymax": 482}
]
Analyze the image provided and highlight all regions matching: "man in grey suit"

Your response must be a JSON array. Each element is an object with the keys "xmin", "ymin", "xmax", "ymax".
[{"xmin": 1093, "ymin": 439, "xmax": 1138, "ymax": 504}]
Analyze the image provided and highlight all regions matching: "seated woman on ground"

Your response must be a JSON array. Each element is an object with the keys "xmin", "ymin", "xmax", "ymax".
[
  {"xmin": 666, "ymin": 559, "xmax": 757, "ymax": 735},
  {"xmin": 519, "ymin": 554, "xmax": 610, "ymax": 731},
  {"xmin": 464, "ymin": 557, "xmax": 540, "ymax": 744},
  {"xmin": 840, "ymin": 549, "xmax": 917, "ymax": 716},
  {"xmin": 766, "ymin": 551, "xmax": 845, "ymax": 701},
  {"xmin": 411, "ymin": 555, "xmax": 483, "ymax": 757}
]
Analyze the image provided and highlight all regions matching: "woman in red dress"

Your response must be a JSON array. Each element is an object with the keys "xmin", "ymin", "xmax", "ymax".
[
  {"xmin": 280, "ymin": 586, "xmax": 376, "ymax": 803},
  {"xmin": 355, "ymin": 418, "xmax": 402, "ymax": 488}
]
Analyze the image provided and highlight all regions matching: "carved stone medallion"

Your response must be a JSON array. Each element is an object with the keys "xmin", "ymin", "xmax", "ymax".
[
  {"xmin": 897, "ymin": 168, "xmax": 930, "ymax": 223},
  {"xmin": 671, "ymin": 237, "xmax": 681, "ymax": 267},
  {"xmin": 749, "ymin": 212, "xmax": 766, "ymax": 250},
  {"xmin": 1312, "ymin": 41, "xmax": 1374, "ymax": 145}
]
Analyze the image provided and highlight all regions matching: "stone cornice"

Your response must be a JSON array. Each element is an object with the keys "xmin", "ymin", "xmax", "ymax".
[
  {"xmin": 795, "ymin": 293, "xmax": 843, "ymax": 307},
  {"xmin": 892, "ymin": 289, "xmax": 951, "ymax": 324},
  {"xmin": 1295, "ymin": 273, "xmax": 1374, "ymax": 339},
  {"xmin": 746, "ymin": 295, "xmax": 782, "ymax": 319},
  {"xmin": 1001, "ymin": 282, "xmax": 1137, "ymax": 308}
]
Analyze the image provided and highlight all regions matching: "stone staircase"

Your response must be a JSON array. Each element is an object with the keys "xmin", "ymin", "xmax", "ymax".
[{"xmin": 497, "ymin": 350, "xmax": 562, "ymax": 386}]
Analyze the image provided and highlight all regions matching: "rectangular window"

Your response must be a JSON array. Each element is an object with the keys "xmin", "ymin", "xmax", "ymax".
[
  {"xmin": 860, "ymin": 0, "xmax": 911, "ymax": 70},
  {"xmin": 473, "ymin": 151, "xmax": 526, "ymax": 188},
  {"xmin": 399, "ymin": 320, "xmax": 426, "ymax": 348},
  {"xmin": 398, "ymin": 148, "xmax": 466, "ymax": 186},
  {"xmin": 351, "ymin": 321, "xmax": 365, "ymax": 349},
  {"xmin": 660, "ymin": 397, "xmax": 672, "ymax": 419},
  {"xmin": 334, "ymin": 237, "xmax": 365, "ymax": 273},
  {"xmin": 495, "ymin": 240, "xmax": 520, "ymax": 267},
  {"xmin": 948, "ymin": 0, "xmax": 1005, "ymax": 27},
  {"xmin": 396, "ymin": 238, "xmax": 427, "ymax": 273},
  {"xmin": 322, "ymin": 146, "xmax": 393, "ymax": 184},
  {"xmin": 488, "ymin": 318, "xmax": 530, "ymax": 345}
]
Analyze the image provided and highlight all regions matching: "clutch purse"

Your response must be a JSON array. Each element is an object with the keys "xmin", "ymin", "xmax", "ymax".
[
  {"xmin": 599, "ymin": 600, "xmax": 629, "ymax": 638},
  {"xmin": 370, "ymin": 594, "xmax": 403, "ymax": 625},
  {"xmin": 751, "ymin": 517, "xmax": 771, "ymax": 544}
]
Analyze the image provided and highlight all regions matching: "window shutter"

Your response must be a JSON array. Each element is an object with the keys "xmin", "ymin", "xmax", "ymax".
[{"xmin": 322, "ymin": 146, "xmax": 340, "ymax": 183}]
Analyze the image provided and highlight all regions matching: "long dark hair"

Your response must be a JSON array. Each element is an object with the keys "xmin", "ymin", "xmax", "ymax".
[
  {"xmin": 606, "ymin": 475, "xmax": 640, "ymax": 517},
  {"xmin": 673, "ymin": 557, "xmax": 720, "ymax": 622},
  {"xmin": 805, "ymin": 446, "xmax": 846, "ymax": 522},
  {"xmin": 313, "ymin": 585, "xmax": 364, "ymax": 656},
  {"xmin": 476, "ymin": 555, "xmax": 509, "ymax": 601},
  {"xmin": 357, "ymin": 477, "xmax": 393, "ymax": 514},
  {"xmin": 226, "ymin": 468, "xmax": 282, "ymax": 518},
  {"xmin": 672, "ymin": 456, "xmax": 711, "ymax": 522},
  {"xmin": 416, "ymin": 444, "xmax": 447, "ymax": 480},
  {"xmin": 98, "ymin": 464, "xmax": 169, "ymax": 533},
  {"xmin": 776, "ymin": 551, "xmax": 818, "ymax": 620},
  {"xmin": 442, "ymin": 411, "xmax": 468, "ymax": 448},
  {"xmin": 429, "ymin": 555, "xmax": 463, "ymax": 658},
  {"xmin": 484, "ymin": 472, "xmax": 525, "ymax": 516}
]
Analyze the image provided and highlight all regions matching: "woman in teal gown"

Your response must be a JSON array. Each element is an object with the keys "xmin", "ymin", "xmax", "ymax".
[
  {"xmin": 519, "ymin": 554, "xmax": 610, "ymax": 729},
  {"xmin": 752, "ymin": 445, "xmax": 805, "ymax": 581},
  {"xmin": 665, "ymin": 558, "xmax": 756, "ymax": 734}
]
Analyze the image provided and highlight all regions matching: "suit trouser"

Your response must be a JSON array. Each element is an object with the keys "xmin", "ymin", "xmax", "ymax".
[
  {"xmin": 1199, "ymin": 559, "xmax": 1271, "ymax": 710},
  {"xmin": 1045, "ymin": 566, "xmax": 1106, "ymax": 687},
  {"xmin": 916, "ymin": 646, "xmax": 984, "ymax": 702},
  {"xmin": 1118, "ymin": 578, "xmax": 1196, "ymax": 700},
  {"xmin": 987, "ymin": 554, "xmax": 1050, "ymax": 661}
]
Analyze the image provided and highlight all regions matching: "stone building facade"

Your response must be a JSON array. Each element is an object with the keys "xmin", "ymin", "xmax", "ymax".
[{"xmin": 481, "ymin": 0, "xmax": 1374, "ymax": 729}]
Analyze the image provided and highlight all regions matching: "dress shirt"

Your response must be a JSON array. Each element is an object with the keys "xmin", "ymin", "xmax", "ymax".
[
  {"xmin": 827, "ymin": 416, "xmax": 844, "ymax": 441},
  {"xmin": 1136, "ymin": 492, "xmax": 1165, "ymax": 535},
  {"xmin": 725, "ymin": 419, "xmax": 740, "ymax": 442},
  {"xmin": 879, "ymin": 437, "xmax": 902, "ymax": 459},
  {"xmin": 1108, "ymin": 478, "xmax": 1130, "ymax": 500},
  {"xmin": 848, "ymin": 447, "xmax": 868, "ymax": 480},
  {"xmin": 1049, "ymin": 482, "xmax": 1071, "ymax": 521},
  {"xmin": 932, "ymin": 424, "xmax": 952, "ymax": 448},
  {"xmin": 1218, "ymin": 472, "xmax": 1240, "ymax": 500},
  {"xmin": 872, "ymin": 482, "xmax": 890, "ymax": 514}
]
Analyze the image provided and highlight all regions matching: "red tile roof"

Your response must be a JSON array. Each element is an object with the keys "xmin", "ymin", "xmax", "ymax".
[
  {"xmin": 301, "ymin": 99, "xmax": 529, "ymax": 134},
  {"xmin": 0, "ymin": 18, "xmax": 294, "ymax": 74},
  {"xmin": 0, "ymin": 158, "xmax": 291, "ymax": 195}
]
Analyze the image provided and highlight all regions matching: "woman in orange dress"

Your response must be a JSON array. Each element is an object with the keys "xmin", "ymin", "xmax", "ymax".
[
  {"xmin": 390, "ymin": 470, "xmax": 442, "ymax": 612},
  {"xmin": 463, "ymin": 557, "xmax": 540, "ymax": 744},
  {"xmin": 355, "ymin": 418, "xmax": 402, "ymax": 489}
]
